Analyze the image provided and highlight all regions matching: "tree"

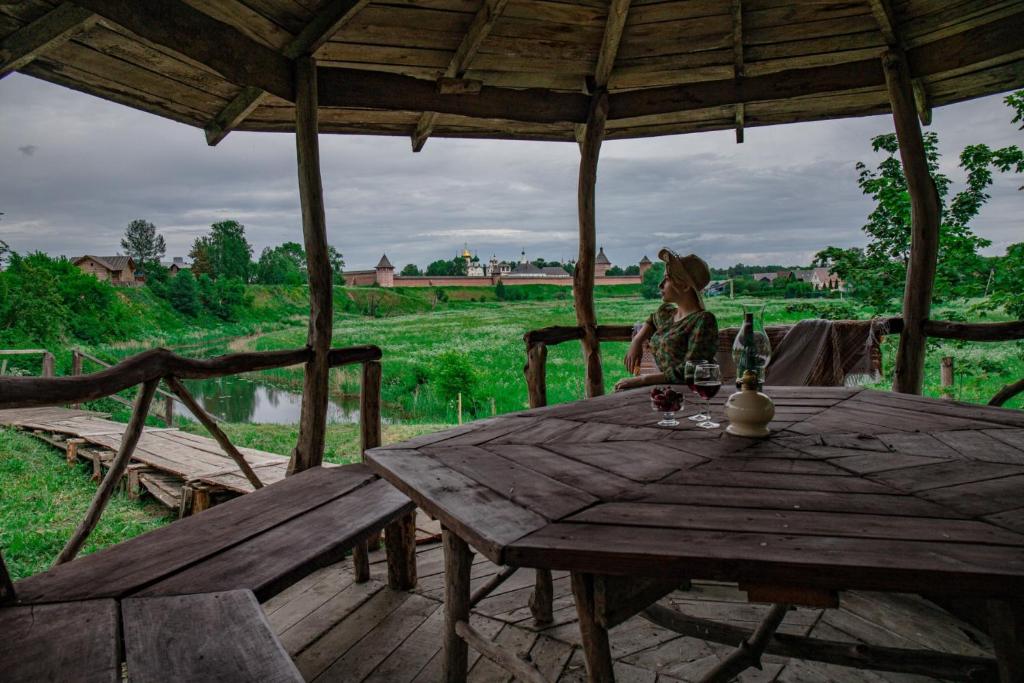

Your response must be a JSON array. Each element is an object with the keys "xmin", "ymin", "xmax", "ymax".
[
  {"xmin": 640, "ymin": 262, "xmax": 665, "ymax": 299},
  {"xmin": 816, "ymin": 101, "xmax": 1022, "ymax": 310},
  {"xmin": 256, "ymin": 245, "xmax": 304, "ymax": 285},
  {"xmin": 168, "ymin": 269, "xmax": 201, "ymax": 316},
  {"xmin": 987, "ymin": 242, "xmax": 1024, "ymax": 319},
  {"xmin": 190, "ymin": 220, "xmax": 253, "ymax": 281},
  {"xmin": 494, "ymin": 280, "xmax": 506, "ymax": 300},
  {"xmin": 624, "ymin": 265, "xmax": 640, "ymax": 275},
  {"xmin": 606, "ymin": 265, "xmax": 624, "ymax": 276},
  {"xmin": 401, "ymin": 263, "xmax": 422, "ymax": 276},
  {"xmin": 425, "ymin": 259, "xmax": 450, "ymax": 276},
  {"xmin": 120, "ymin": 219, "xmax": 166, "ymax": 274},
  {"xmin": 431, "ymin": 350, "xmax": 479, "ymax": 407},
  {"xmin": 328, "ymin": 245, "xmax": 345, "ymax": 284}
]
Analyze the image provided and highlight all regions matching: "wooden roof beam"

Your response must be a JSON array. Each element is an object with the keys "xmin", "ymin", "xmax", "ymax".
[
  {"xmin": 732, "ymin": 0, "xmax": 744, "ymax": 143},
  {"xmin": 316, "ymin": 9, "xmax": 1024, "ymax": 125},
  {"xmin": 574, "ymin": 0, "xmax": 631, "ymax": 147},
  {"xmin": 411, "ymin": 0, "xmax": 511, "ymax": 152},
  {"xmin": 867, "ymin": 0, "xmax": 930, "ymax": 125},
  {"xmin": 205, "ymin": 0, "xmax": 371, "ymax": 146},
  {"xmin": 69, "ymin": 0, "xmax": 293, "ymax": 101},
  {"xmin": 1, "ymin": 3, "xmax": 97, "ymax": 79}
]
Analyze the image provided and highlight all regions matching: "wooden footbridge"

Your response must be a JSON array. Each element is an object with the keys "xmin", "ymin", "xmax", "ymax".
[{"xmin": 0, "ymin": 406, "xmax": 292, "ymax": 516}]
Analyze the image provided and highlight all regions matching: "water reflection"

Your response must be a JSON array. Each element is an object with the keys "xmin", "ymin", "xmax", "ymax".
[{"xmin": 177, "ymin": 375, "xmax": 365, "ymax": 424}]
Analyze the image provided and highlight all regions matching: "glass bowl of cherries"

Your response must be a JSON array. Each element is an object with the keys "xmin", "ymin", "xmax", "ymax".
[{"xmin": 650, "ymin": 387, "xmax": 684, "ymax": 427}]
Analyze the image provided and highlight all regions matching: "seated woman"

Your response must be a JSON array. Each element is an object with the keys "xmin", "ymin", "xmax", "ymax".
[{"xmin": 614, "ymin": 249, "xmax": 719, "ymax": 391}]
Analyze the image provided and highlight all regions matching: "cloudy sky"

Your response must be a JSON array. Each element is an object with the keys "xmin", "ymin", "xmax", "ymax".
[{"xmin": 1, "ymin": 73, "xmax": 1020, "ymax": 271}]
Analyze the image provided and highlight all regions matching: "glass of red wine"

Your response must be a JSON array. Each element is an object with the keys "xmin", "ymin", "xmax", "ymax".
[
  {"xmin": 693, "ymin": 362, "xmax": 722, "ymax": 429},
  {"xmin": 685, "ymin": 360, "xmax": 707, "ymax": 421}
]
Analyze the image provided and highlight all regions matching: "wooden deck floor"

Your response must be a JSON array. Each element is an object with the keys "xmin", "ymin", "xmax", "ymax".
[{"xmin": 263, "ymin": 530, "xmax": 994, "ymax": 683}]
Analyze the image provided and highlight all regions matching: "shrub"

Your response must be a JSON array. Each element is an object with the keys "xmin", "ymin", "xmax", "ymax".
[
  {"xmin": 641, "ymin": 262, "xmax": 665, "ymax": 299},
  {"xmin": 168, "ymin": 270, "xmax": 201, "ymax": 316},
  {"xmin": 431, "ymin": 350, "xmax": 478, "ymax": 405}
]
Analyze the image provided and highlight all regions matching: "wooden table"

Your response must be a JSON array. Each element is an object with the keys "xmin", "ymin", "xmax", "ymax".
[{"xmin": 366, "ymin": 386, "xmax": 1024, "ymax": 682}]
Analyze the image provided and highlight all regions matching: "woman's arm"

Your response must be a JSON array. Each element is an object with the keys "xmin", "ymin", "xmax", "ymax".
[
  {"xmin": 624, "ymin": 321, "xmax": 654, "ymax": 374},
  {"xmin": 614, "ymin": 371, "xmax": 667, "ymax": 392}
]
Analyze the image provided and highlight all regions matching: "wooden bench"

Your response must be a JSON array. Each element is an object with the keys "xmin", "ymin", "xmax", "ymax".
[
  {"xmin": 12, "ymin": 463, "xmax": 415, "ymax": 604},
  {"xmin": 2, "ymin": 463, "xmax": 416, "ymax": 681}
]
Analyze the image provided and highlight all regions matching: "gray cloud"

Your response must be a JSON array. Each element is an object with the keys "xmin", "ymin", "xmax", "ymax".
[
  {"xmin": 17, "ymin": 145, "xmax": 37, "ymax": 157},
  {"xmin": 0, "ymin": 74, "xmax": 1020, "ymax": 271}
]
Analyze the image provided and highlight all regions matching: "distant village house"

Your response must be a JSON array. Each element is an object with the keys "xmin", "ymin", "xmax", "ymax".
[
  {"xmin": 751, "ymin": 267, "xmax": 843, "ymax": 291},
  {"xmin": 72, "ymin": 255, "xmax": 142, "ymax": 286},
  {"xmin": 161, "ymin": 256, "xmax": 191, "ymax": 275}
]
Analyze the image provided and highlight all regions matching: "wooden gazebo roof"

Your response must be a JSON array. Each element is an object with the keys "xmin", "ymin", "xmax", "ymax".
[{"xmin": 3, "ymin": 1, "xmax": 1023, "ymax": 149}]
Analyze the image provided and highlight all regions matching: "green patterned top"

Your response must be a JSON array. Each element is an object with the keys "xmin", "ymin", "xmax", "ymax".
[{"xmin": 646, "ymin": 305, "xmax": 719, "ymax": 384}]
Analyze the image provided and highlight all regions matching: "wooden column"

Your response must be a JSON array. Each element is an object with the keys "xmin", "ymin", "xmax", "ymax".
[
  {"xmin": 524, "ymin": 342, "xmax": 547, "ymax": 409},
  {"xmin": 353, "ymin": 359, "xmax": 383, "ymax": 581},
  {"xmin": 443, "ymin": 528, "xmax": 473, "ymax": 683},
  {"xmin": 56, "ymin": 379, "xmax": 158, "ymax": 565},
  {"xmin": 571, "ymin": 572, "xmax": 615, "ymax": 682},
  {"xmin": 41, "ymin": 352, "xmax": 55, "ymax": 378},
  {"xmin": 575, "ymin": 90, "xmax": 609, "ymax": 399},
  {"xmin": 71, "ymin": 350, "xmax": 83, "ymax": 408},
  {"xmin": 384, "ymin": 511, "xmax": 417, "ymax": 590},
  {"xmin": 883, "ymin": 49, "xmax": 941, "ymax": 395},
  {"xmin": 291, "ymin": 55, "xmax": 333, "ymax": 473}
]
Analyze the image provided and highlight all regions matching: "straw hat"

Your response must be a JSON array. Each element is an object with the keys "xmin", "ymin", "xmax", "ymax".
[{"xmin": 658, "ymin": 248, "xmax": 711, "ymax": 292}]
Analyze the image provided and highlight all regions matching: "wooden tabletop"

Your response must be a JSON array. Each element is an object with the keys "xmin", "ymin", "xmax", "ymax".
[{"xmin": 366, "ymin": 386, "xmax": 1024, "ymax": 598}]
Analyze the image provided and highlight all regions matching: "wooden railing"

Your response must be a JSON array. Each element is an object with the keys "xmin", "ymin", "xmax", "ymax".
[
  {"xmin": 523, "ymin": 317, "xmax": 1024, "ymax": 409},
  {"xmin": 0, "ymin": 344, "xmax": 383, "ymax": 566},
  {"xmin": 71, "ymin": 349, "xmax": 186, "ymax": 424},
  {"xmin": 0, "ymin": 349, "xmax": 55, "ymax": 378}
]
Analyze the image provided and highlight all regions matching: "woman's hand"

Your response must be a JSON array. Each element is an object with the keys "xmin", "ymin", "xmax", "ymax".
[
  {"xmin": 623, "ymin": 343, "xmax": 643, "ymax": 375},
  {"xmin": 614, "ymin": 376, "xmax": 645, "ymax": 392}
]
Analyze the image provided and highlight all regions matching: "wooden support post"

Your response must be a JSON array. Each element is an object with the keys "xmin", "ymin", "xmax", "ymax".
[
  {"xmin": 941, "ymin": 356, "xmax": 954, "ymax": 399},
  {"xmin": 65, "ymin": 437, "xmax": 85, "ymax": 465},
  {"xmin": 178, "ymin": 484, "xmax": 194, "ymax": 519},
  {"xmin": 524, "ymin": 342, "xmax": 548, "ymax": 409},
  {"xmin": 352, "ymin": 540, "xmax": 371, "ymax": 583},
  {"xmin": 292, "ymin": 55, "xmax": 333, "ymax": 474},
  {"xmin": 165, "ymin": 376, "xmax": 263, "ymax": 489},
  {"xmin": 354, "ymin": 359, "xmax": 385, "ymax": 582},
  {"xmin": 125, "ymin": 463, "xmax": 146, "ymax": 500},
  {"xmin": 190, "ymin": 483, "xmax": 213, "ymax": 515},
  {"xmin": 443, "ymin": 528, "xmax": 473, "ymax": 683},
  {"xmin": 360, "ymin": 360, "xmax": 382, "ymax": 458},
  {"xmin": 41, "ymin": 352, "xmax": 55, "ymax": 378},
  {"xmin": 455, "ymin": 620, "xmax": 548, "ymax": 683},
  {"xmin": 732, "ymin": 0, "xmax": 744, "ymax": 143},
  {"xmin": 163, "ymin": 394, "xmax": 174, "ymax": 425},
  {"xmin": 698, "ymin": 603, "xmax": 791, "ymax": 682},
  {"xmin": 571, "ymin": 572, "xmax": 615, "ymax": 682},
  {"xmin": 576, "ymin": 90, "xmax": 608, "ymax": 399},
  {"xmin": 71, "ymin": 350, "xmax": 83, "ymax": 408},
  {"xmin": 883, "ymin": 49, "xmax": 941, "ymax": 395},
  {"xmin": 56, "ymin": 379, "xmax": 158, "ymax": 565},
  {"xmin": 989, "ymin": 599, "xmax": 1024, "ymax": 683},
  {"xmin": 384, "ymin": 510, "xmax": 417, "ymax": 590},
  {"xmin": 530, "ymin": 569, "xmax": 554, "ymax": 626}
]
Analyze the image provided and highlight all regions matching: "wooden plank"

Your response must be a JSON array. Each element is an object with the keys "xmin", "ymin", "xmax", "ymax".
[
  {"xmin": 277, "ymin": 578, "xmax": 385, "ymax": 656},
  {"xmin": 366, "ymin": 448, "xmax": 547, "ymax": 562},
  {"xmin": 0, "ymin": 599, "xmax": 120, "ymax": 683},
  {"xmin": 868, "ymin": 460, "xmax": 1024, "ymax": 492},
  {"xmin": 122, "ymin": 590, "xmax": 302, "ymax": 682},
  {"xmin": 480, "ymin": 444, "xmax": 638, "ymax": 499},
  {"xmin": 544, "ymin": 440, "xmax": 705, "ymax": 482},
  {"xmin": 661, "ymin": 468, "xmax": 897, "ymax": 494},
  {"xmin": 14, "ymin": 465, "xmax": 377, "ymax": 603},
  {"xmin": 567, "ymin": 502, "xmax": 1024, "ymax": 545},
  {"xmin": 137, "ymin": 478, "xmax": 412, "ymax": 600},
  {"xmin": 505, "ymin": 523, "xmax": 1024, "ymax": 596},
  {"xmin": 933, "ymin": 430, "xmax": 1024, "ymax": 465},
  {"xmin": 917, "ymin": 474, "xmax": 1024, "ymax": 517},
  {"xmin": 0, "ymin": 2, "xmax": 96, "ymax": 78},
  {"xmin": 421, "ymin": 444, "xmax": 598, "ymax": 520}
]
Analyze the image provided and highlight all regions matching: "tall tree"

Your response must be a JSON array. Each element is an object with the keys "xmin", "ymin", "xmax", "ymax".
[
  {"xmin": 401, "ymin": 263, "xmax": 422, "ymax": 276},
  {"xmin": 120, "ymin": 219, "xmax": 166, "ymax": 274},
  {"xmin": 327, "ymin": 245, "xmax": 345, "ymax": 284},
  {"xmin": 189, "ymin": 220, "xmax": 253, "ymax": 281}
]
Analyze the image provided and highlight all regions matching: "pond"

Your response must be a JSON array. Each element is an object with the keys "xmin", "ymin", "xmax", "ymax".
[{"xmin": 174, "ymin": 374, "xmax": 398, "ymax": 424}]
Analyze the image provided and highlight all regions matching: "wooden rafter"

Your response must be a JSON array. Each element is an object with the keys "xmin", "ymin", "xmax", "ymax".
[
  {"xmin": 0, "ymin": 3, "xmax": 97, "ymax": 79},
  {"xmin": 411, "ymin": 0, "xmax": 511, "ymax": 152},
  {"xmin": 573, "ymin": 0, "xmax": 631, "ymax": 146},
  {"xmin": 69, "ymin": 0, "xmax": 293, "ymax": 101},
  {"xmin": 205, "ymin": 0, "xmax": 371, "ymax": 146},
  {"xmin": 732, "ymin": 0, "xmax": 744, "ymax": 143},
  {"xmin": 867, "ymin": 0, "xmax": 930, "ymax": 125},
  {"xmin": 314, "ymin": 9, "xmax": 1024, "ymax": 126}
]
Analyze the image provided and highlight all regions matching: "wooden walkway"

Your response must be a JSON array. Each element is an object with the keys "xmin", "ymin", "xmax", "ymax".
[
  {"xmin": 0, "ymin": 406, "xmax": 293, "ymax": 515},
  {"xmin": 266, "ymin": 540, "xmax": 995, "ymax": 683}
]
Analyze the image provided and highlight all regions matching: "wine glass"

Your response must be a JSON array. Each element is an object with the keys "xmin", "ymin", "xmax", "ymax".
[
  {"xmin": 651, "ymin": 387, "xmax": 683, "ymax": 427},
  {"xmin": 685, "ymin": 360, "xmax": 707, "ymax": 421},
  {"xmin": 693, "ymin": 362, "xmax": 722, "ymax": 429}
]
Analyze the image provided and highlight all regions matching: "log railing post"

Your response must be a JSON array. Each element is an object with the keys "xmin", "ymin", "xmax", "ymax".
[
  {"xmin": 164, "ymin": 393, "xmax": 174, "ymax": 425},
  {"xmin": 353, "ymin": 359, "xmax": 383, "ymax": 583},
  {"xmin": 56, "ymin": 379, "xmax": 159, "ymax": 565},
  {"xmin": 940, "ymin": 356, "xmax": 954, "ymax": 399},
  {"xmin": 41, "ymin": 351, "xmax": 55, "ymax": 378},
  {"xmin": 71, "ymin": 350, "xmax": 83, "ymax": 408},
  {"xmin": 524, "ymin": 341, "xmax": 548, "ymax": 409},
  {"xmin": 883, "ymin": 48, "xmax": 941, "ymax": 395},
  {"xmin": 575, "ymin": 90, "xmax": 608, "ymax": 399},
  {"xmin": 291, "ymin": 54, "xmax": 333, "ymax": 473}
]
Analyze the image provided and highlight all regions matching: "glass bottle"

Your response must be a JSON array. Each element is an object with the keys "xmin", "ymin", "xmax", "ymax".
[{"xmin": 732, "ymin": 305, "xmax": 772, "ymax": 389}]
